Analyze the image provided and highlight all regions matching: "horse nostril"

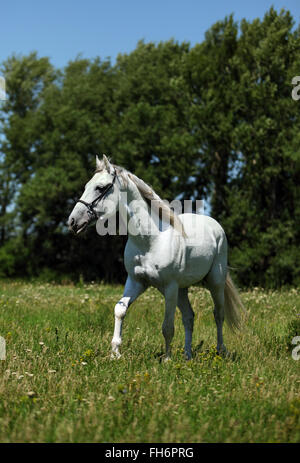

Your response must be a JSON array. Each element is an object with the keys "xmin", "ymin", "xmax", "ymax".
[{"xmin": 68, "ymin": 217, "xmax": 76, "ymax": 232}]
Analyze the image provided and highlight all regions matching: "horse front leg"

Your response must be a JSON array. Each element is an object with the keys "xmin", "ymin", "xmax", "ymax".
[
  {"xmin": 162, "ymin": 282, "xmax": 179, "ymax": 361},
  {"xmin": 111, "ymin": 276, "xmax": 146, "ymax": 359}
]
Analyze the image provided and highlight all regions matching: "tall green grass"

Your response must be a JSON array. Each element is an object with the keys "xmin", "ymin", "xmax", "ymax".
[{"xmin": 0, "ymin": 280, "xmax": 299, "ymax": 442}]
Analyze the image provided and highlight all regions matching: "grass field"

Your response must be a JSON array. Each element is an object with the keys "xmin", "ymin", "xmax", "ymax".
[{"xmin": 0, "ymin": 279, "xmax": 299, "ymax": 443}]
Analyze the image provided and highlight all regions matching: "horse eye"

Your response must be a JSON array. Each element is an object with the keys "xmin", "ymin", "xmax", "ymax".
[{"xmin": 96, "ymin": 186, "xmax": 104, "ymax": 192}]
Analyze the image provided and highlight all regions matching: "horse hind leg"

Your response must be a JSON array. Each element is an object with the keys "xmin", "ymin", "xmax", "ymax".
[
  {"xmin": 206, "ymin": 264, "xmax": 227, "ymax": 355},
  {"xmin": 177, "ymin": 288, "xmax": 194, "ymax": 360}
]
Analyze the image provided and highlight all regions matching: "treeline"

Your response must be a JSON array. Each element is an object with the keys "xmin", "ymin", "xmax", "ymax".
[{"xmin": 0, "ymin": 8, "xmax": 299, "ymax": 287}]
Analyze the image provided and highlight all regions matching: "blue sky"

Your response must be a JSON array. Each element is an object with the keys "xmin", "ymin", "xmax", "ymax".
[{"xmin": 1, "ymin": 0, "xmax": 299, "ymax": 69}]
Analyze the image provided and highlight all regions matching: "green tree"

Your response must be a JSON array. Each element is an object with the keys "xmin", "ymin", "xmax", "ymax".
[
  {"xmin": 222, "ymin": 8, "xmax": 300, "ymax": 286},
  {"xmin": 0, "ymin": 9, "xmax": 299, "ymax": 287},
  {"xmin": 0, "ymin": 52, "xmax": 56, "ymax": 275},
  {"xmin": 185, "ymin": 14, "xmax": 239, "ymax": 218},
  {"xmin": 112, "ymin": 40, "xmax": 198, "ymax": 201}
]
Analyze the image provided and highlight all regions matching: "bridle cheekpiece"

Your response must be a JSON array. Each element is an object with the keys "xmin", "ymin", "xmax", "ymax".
[{"xmin": 76, "ymin": 170, "xmax": 117, "ymax": 220}]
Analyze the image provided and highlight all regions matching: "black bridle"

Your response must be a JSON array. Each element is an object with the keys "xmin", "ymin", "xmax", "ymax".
[{"xmin": 76, "ymin": 170, "xmax": 117, "ymax": 220}]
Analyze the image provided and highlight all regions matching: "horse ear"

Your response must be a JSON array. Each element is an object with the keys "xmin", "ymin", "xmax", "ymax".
[
  {"xmin": 96, "ymin": 155, "xmax": 102, "ymax": 170},
  {"xmin": 102, "ymin": 154, "xmax": 113, "ymax": 173}
]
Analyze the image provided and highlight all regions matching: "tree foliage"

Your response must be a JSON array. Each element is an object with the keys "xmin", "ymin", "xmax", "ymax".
[{"xmin": 0, "ymin": 8, "xmax": 299, "ymax": 286}]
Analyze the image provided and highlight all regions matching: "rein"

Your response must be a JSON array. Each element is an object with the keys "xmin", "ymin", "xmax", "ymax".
[{"xmin": 76, "ymin": 170, "xmax": 117, "ymax": 220}]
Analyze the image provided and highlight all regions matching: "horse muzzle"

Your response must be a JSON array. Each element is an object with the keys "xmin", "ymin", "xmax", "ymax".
[{"xmin": 68, "ymin": 217, "xmax": 88, "ymax": 235}]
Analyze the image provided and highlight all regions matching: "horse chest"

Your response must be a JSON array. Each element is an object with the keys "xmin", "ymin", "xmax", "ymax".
[
  {"xmin": 124, "ymin": 233, "xmax": 186, "ymax": 289},
  {"xmin": 131, "ymin": 254, "xmax": 161, "ymax": 285}
]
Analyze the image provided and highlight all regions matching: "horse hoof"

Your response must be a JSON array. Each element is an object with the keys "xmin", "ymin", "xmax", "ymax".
[{"xmin": 217, "ymin": 345, "xmax": 228, "ymax": 357}]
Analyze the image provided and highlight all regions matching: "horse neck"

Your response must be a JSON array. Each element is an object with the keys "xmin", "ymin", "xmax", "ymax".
[{"xmin": 118, "ymin": 179, "xmax": 159, "ymax": 249}]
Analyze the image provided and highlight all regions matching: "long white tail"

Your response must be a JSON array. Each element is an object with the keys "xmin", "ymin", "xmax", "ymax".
[{"xmin": 224, "ymin": 272, "xmax": 245, "ymax": 331}]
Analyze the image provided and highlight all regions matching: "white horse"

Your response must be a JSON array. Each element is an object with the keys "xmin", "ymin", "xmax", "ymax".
[{"xmin": 68, "ymin": 155, "xmax": 244, "ymax": 360}]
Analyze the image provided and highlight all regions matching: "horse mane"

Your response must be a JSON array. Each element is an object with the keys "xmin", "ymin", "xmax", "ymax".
[{"xmin": 95, "ymin": 160, "xmax": 186, "ymax": 237}]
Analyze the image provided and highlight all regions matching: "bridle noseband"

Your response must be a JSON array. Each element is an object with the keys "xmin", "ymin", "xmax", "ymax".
[{"xmin": 76, "ymin": 170, "xmax": 117, "ymax": 220}]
